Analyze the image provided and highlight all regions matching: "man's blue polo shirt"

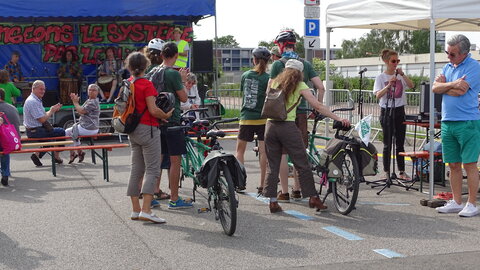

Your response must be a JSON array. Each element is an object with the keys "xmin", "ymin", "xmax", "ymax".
[{"xmin": 442, "ymin": 53, "xmax": 480, "ymax": 121}]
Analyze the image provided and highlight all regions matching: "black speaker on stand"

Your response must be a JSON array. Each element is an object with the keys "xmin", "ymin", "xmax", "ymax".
[
  {"xmin": 42, "ymin": 91, "xmax": 59, "ymax": 107},
  {"xmin": 191, "ymin": 40, "xmax": 213, "ymax": 73}
]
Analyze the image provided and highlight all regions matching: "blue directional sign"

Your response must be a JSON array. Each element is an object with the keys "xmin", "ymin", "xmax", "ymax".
[{"xmin": 305, "ymin": 19, "xmax": 320, "ymax": 37}]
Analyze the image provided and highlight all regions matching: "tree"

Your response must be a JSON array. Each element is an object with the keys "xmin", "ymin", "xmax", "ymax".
[
  {"xmin": 214, "ymin": 35, "xmax": 239, "ymax": 48},
  {"xmin": 258, "ymin": 40, "xmax": 274, "ymax": 48},
  {"xmin": 336, "ymin": 29, "xmax": 441, "ymax": 59}
]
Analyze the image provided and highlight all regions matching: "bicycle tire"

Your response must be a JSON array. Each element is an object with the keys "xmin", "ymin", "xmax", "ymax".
[
  {"xmin": 332, "ymin": 149, "xmax": 360, "ymax": 215},
  {"xmin": 216, "ymin": 162, "xmax": 237, "ymax": 236}
]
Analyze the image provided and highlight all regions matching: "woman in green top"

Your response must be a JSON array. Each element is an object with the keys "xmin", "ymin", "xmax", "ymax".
[
  {"xmin": 0, "ymin": 69, "xmax": 20, "ymax": 105},
  {"xmin": 235, "ymin": 47, "xmax": 270, "ymax": 194},
  {"xmin": 263, "ymin": 59, "xmax": 350, "ymax": 213}
]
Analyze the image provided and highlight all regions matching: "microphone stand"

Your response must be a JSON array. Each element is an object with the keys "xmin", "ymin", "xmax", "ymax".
[
  {"xmin": 366, "ymin": 71, "xmax": 418, "ymax": 194},
  {"xmin": 358, "ymin": 69, "xmax": 365, "ymax": 119}
]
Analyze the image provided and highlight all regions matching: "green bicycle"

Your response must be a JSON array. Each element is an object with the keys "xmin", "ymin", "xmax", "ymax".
[
  {"xmin": 300, "ymin": 107, "xmax": 362, "ymax": 215},
  {"xmin": 171, "ymin": 109, "xmax": 244, "ymax": 236}
]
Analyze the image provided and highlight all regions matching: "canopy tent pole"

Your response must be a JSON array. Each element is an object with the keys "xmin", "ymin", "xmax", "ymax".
[
  {"xmin": 325, "ymin": 27, "xmax": 332, "ymax": 138},
  {"xmin": 213, "ymin": 2, "xmax": 218, "ymax": 98},
  {"xmin": 428, "ymin": 17, "xmax": 436, "ymax": 200}
]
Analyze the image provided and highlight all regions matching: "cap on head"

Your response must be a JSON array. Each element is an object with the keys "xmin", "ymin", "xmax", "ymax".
[
  {"xmin": 285, "ymin": 59, "xmax": 303, "ymax": 72},
  {"xmin": 173, "ymin": 27, "xmax": 182, "ymax": 34},
  {"xmin": 270, "ymin": 46, "xmax": 281, "ymax": 57}
]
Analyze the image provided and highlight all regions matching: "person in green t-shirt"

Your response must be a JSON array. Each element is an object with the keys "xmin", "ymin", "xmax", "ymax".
[
  {"xmin": 0, "ymin": 69, "xmax": 20, "ymax": 105},
  {"xmin": 235, "ymin": 47, "xmax": 271, "ymax": 194},
  {"xmin": 152, "ymin": 41, "xmax": 192, "ymax": 210},
  {"xmin": 264, "ymin": 59, "xmax": 350, "ymax": 213},
  {"xmin": 269, "ymin": 30, "xmax": 326, "ymax": 202}
]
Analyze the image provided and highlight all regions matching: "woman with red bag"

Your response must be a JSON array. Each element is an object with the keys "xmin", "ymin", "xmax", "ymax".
[{"xmin": 0, "ymin": 88, "xmax": 21, "ymax": 186}]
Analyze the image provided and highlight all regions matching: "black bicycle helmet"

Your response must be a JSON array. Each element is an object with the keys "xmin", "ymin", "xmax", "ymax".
[
  {"xmin": 274, "ymin": 30, "xmax": 296, "ymax": 44},
  {"xmin": 252, "ymin": 46, "xmax": 271, "ymax": 61},
  {"xmin": 155, "ymin": 92, "xmax": 175, "ymax": 113}
]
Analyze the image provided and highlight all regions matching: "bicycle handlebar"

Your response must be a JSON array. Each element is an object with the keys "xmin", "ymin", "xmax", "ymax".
[{"xmin": 181, "ymin": 107, "xmax": 208, "ymax": 117}]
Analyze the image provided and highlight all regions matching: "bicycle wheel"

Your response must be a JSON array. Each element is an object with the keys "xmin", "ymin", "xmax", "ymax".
[
  {"xmin": 332, "ymin": 149, "xmax": 360, "ymax": 215},
  {"xmin": 216, "ymin": 162, "xmax": 237, "ymax": 236}
]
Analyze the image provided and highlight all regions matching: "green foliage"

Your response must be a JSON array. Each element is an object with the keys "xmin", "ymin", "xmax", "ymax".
[
  {"xmin": 258, "ymin": 40, "xmax": 274, "ymax": 48},
  {"xmin": 336, "ymin": 30, "xmax": 442, "ymax": 59},
  {"xmin": 223, "ymin": 108, "xmax": 241, "ymax": 119},
  {"xmin": 311, "ymin": 58, "xmax": 338, "ymax": 80},
  {"xmin": 215, "ymin": 35, "xmax": 239, "ymax": 48}
]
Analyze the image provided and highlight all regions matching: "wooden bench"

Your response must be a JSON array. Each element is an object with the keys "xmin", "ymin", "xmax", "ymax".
[
  {"xmin": 2, "ymin": 144, "xmax": 129, "ymax": 182},
  {"xmin": 399, "ymin": 151, "xmax": 445, "ymax": 191},
  {"xmin": 22, "ymin": 141, "xmax": 74, "ymax": 148},
  {"xmin": 21, "ymin": 133, "xmax": 116, "ymax": 164}
]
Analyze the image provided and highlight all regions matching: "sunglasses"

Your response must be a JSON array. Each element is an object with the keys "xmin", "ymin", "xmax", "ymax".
[
  {"xmin": 445, "ymin": 50, "xmax": 457, "ymax": 57},
  {"xmin": 390, "ymin": 59, "xmax": 400, "ymax": 64}
]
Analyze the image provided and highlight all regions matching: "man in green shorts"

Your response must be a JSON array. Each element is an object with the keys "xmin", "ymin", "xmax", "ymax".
[{"xmin": 433, "ymin": 34, "xmax": 480, "ymax": 217}]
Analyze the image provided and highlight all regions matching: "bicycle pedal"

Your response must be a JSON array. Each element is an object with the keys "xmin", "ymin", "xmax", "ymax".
[{"xmin": 197, "ymin": 207, "xmax": 211, "ymax": 213}]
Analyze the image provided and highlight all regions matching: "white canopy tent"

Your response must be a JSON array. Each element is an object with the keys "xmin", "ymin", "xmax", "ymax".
[{"xmin": 325, "ymin": 0, "xmax": 480, "ymax": 198}]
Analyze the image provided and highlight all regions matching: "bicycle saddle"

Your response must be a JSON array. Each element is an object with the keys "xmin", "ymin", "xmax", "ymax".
[
  {"xmin": 192, "ymin": 119, "xmax": 210, "ymax": 128},
  {"xmin": 206, "ymin": 130, "xmax": 225, "ymax": 138}
]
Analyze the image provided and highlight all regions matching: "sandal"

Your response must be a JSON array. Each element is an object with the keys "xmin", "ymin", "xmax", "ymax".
[
  {"xmin": 68, "ymin": 153, "xmax": 78, "ymax": 164},
  {"xmin": 78, "ymin": 151, "xmax": 86, "ymax": 163},
  {"xmin": 399, "ymin": 171, "xmax": 412, "ymax": 181},
  {"xmin": 154, "ymin": 190, "xmax": 171, "ymax": 200}
]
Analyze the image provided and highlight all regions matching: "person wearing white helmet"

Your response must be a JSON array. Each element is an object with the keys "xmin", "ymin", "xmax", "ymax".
[{"xmin": 146, "ymin": 38, "xmax": 166, "ymax": 74}]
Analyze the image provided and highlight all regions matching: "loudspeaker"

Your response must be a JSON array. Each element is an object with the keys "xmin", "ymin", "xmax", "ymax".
[
  {"xmin": 191, "ymin": 40, "xmax": 213, "ymax": 73},
  {"xmin": 420, "ymin": 82, "xmax": 442, "ymax": 115},
  {"xmin": 42, "ymin": 91, "xmax": 59, "ymax": 107}
]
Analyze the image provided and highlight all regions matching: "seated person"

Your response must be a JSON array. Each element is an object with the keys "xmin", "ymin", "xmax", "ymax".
[
  {"xmin": 23, "ymin": 80, "xmax": 65, "ymax": 166},
  {"xmin": 180, "ymin": 73, "xmax": 201, "ymax": 119},
  {"xmin": 64, "ymin": 84, "xmax": 100, "ymax": 164},
  {"xmin": 97, "ymin": 47, "xmax": 122, "ymax": 103},
  {"xmin": 0, "ymin": 69, "xmax": 21, "ymax": 105}
]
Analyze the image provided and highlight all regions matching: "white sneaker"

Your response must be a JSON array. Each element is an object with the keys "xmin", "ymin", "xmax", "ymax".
[
  {"xmin": 139, "ymin": 212, "xmax": 166, "ymax": 224},
  {"xmin": 130, "ymin": 212, "xmax": 140, "ymax": 220},
  {"xmin": 436, "ymin": 200, "xmax": 465, "ymax": 213},
  {"xmin": 458, "ymin": 202, "xmax": 480, "ymax": 217}
]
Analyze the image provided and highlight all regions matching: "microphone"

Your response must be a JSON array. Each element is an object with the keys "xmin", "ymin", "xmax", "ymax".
[
  {"xmin": 358, "ymin": 67, "xmax": 367, "ymax": 74},
  {"xmin": 395, "ymin": 69, "xmax": 399, "ymax": 77}
]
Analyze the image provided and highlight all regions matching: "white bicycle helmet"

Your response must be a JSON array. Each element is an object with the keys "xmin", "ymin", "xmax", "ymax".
[{"xmin": 148, "ymin": 38, "xmax": 166, "ymax": 51}]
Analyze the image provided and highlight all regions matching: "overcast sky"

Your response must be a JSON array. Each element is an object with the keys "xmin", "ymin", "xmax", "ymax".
[{"xmin": 193, "ymin": 0, "xmax": 480, "ymax": 51}]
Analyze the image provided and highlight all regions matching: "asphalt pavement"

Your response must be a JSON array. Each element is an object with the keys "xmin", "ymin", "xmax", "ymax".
[{"xmin": 1, "ymin": 136, "xmax": 480, "ymax": 269}]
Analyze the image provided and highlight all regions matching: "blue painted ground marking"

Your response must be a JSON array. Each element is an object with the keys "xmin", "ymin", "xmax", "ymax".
[
  {"xmin": 357, "ymin": 201, "xmax": 410, "ymax": 206},
  {"xmin": 246, "ymin": 192, "xmax": 269, "ymax": 204},
  {"xmin": 373, "ymin": 249, "xmax": 406, "ymax": 258},
  {"xmin": 246, "ymin": 193, "xmax": 314, "ymax": 220},
  {"xmin": 284, "ymin": 210, "xmax": 315, "ymax": 221},
  {"xmin": 322, "ymin": 226, "xmax": 363, "ymax": 240}
]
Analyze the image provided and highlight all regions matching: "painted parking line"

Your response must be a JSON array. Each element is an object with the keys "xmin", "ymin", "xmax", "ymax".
[
  {"xmin": 246, "ymin": 192, "xmax": 269, "ymax": 204},
  {"xmin": 357, "ymin": 201, "xmax": 411, "ymax": 206},
  {"xmin": 322, "ymin": 226, "xmax": 363, "ymax": 240},
  {"xmin": 373, "ymin": 249, "xmax": 405, "ymax": 258},
  {"xmin": 284, "ymin": 210, "xmax": 315, "ymax": 221},
  {"xmin": 246, "ymin": 193, "xmax": 315, "ymax": 221}
]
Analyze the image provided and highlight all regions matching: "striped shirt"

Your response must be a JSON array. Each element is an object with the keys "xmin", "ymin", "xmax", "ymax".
[{"xmin": 23, "ymin": 93, "xmax": 46, "ymax": 128}]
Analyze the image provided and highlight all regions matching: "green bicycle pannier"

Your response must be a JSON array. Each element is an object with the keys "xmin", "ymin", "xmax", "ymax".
[
  {"xmin": 358, "ymin": 141, "xmax": 378, "ymax": 176},
  {"xmin": 320, "ymin": 138, "xmax": 347, "ymax": 178}
]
